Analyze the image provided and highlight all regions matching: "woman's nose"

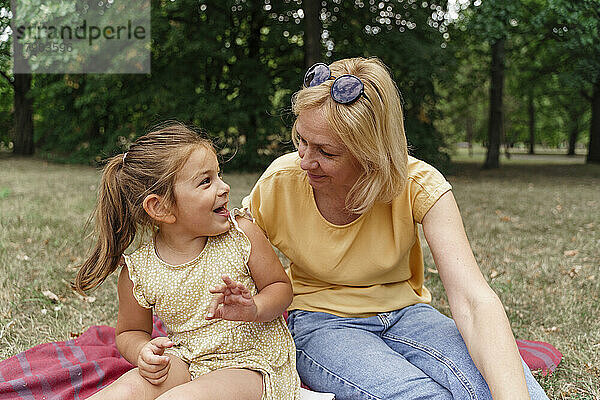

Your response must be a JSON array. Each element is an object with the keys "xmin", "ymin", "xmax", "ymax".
[{"xmin": 300, "ymin": 148, "xmax": 318, "ymax": 171}]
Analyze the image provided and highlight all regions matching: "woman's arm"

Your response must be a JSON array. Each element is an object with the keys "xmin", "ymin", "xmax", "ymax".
[{"xmin": 422, "ymin": 191, "xmax": 530, "ymax": 400}]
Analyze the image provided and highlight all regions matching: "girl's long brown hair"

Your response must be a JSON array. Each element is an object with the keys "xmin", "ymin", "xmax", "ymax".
[{"xmin": 73, "ymin": 122, "xmax": 214, "ymax": 293}]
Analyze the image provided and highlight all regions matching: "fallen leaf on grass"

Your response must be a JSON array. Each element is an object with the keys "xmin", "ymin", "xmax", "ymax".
[
  {"xmin": 561, "ymin": 265, "xmax": 583, "ymax": 278},
  {"xmin": 542, "ymin": 326, "xmax": 559, "ymax": 333},
  {"xmin": 75, "ymin": 293, "xmax": 96, "ymax": 303},
  {"xmin": 584, "ymin": 362, "xmax": 600, "ymax": 379},
  {"xmin": 427, "ymin": 268, "xmax": 438, "ymax": 274},
  {"xmin": 16, "ymin": 254, "xmax": 30, "ymax": 261},
  {"xmin": 42, "ymin": 290, "xmax": 59, "ymax": 302},
  {"xmin": 563, "ymin": 249, "xmax": 578, "ymax": 257},
  {"xmin": 568, "ymin": 266, "xmax": 582, "ymax": 278},
  {"xmin": 489, "ymin": 270, "xmax": 499, "ymax": 279},
  {"xmin": 0, "ymin": 321, "xmax": 15, "ymax": 339},
  {"xmin": 69, "ymin": 256, "xmax": 82, "ymax": 263}
]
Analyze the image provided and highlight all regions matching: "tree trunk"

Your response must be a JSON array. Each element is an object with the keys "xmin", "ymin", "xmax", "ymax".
[
  {"xmin": 567, "ymin": 120, "xmax": 579, "ymax": 156},
  {"xmin": 484, "ymin": 38, "xmax": 504, "ymax": 169},
  {"xmin": 587, "ymin": 78, "xmax": 600, "ymax": 164},
  {"xmin": 11, "ymin": 10, "xmax": 35, "ymax": 156},
  {"xmin": 466, "ymin": 111, "xmax": 474, "ymax": 157},
  {"xmin": 303, "ymin": 0, "xmax": 321, "ymax": 68},
  {"xmin": 242, "ymin": 0, "xmax": 264, "ymax": 169},
  {"xmin": 12, "ymin": 74, "xmax": 34, "ymax": 156},
  {"xmin": 528, "ymin": 91, "xmax": 535, "ymax": 155}
]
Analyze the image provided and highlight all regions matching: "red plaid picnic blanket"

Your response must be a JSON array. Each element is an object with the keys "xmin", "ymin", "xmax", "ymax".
[
  {"xmin": 0, "ymin": 318, "xmax": 167, "ymax": 400},
  {"xmin": 0, "ymin": 317, "xmax": 561, "ymax": 399}
]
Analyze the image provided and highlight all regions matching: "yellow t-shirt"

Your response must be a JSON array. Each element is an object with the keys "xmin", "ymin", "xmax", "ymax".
[{"xmin": 242, "ymin": 152, "xmax": 452, "ymax": 318}]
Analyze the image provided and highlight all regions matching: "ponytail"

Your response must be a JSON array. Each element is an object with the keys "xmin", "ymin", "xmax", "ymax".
[{"xmin": 73, "ymin": 155, "xmax": 137, "ymax": 293}]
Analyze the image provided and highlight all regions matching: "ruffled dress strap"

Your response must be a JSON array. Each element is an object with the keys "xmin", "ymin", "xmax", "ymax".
[
  {"xmin": 122, "ymin": 243, "xmax": 153, "ymax": 309},
  {"xmin": 228, "ymin": 208, "xmax": 253, "ymax": 274},
  {"xmin": 230, "ymin": 207, "xmax": 254, "ymax": 223}
]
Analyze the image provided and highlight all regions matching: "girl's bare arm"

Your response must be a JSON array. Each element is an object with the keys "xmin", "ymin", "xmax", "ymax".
[{"xmin": 234, "ymin": 217, "xmax": 293, "ymax": 322}]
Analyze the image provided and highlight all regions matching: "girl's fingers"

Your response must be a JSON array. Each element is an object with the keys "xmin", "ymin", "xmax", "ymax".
[
  {"xmin": 151, "ymin": 337, "xmax": 173, "ymax": 352},
  {"xmin": 139, "ymin": 362, "xmax": 170, "ymax": 383},
  {"xmin": 222, "ymin": 276, "xmax": 247, "ymax": 290},
  {"xmin": 140, "ymin": 346, "xmax": 169, "ymax": 365},
  {"xmin": 146, "ymin": 374, "xmax": 169, "ymax": 386},
  {"xmin": 241, "ymin": 287, "xmax": 252, "ymax": 299},
  {"xmin": 221, "ymin": 275, "xmax": 250, "ymax": 295},
  {"xmin": 206, "ymin": 293, "xmax": 225, "ymax": 319},
  {"xmin": 209, "ymin": 284, "xmax": 226, "ymax": 294},
  {"xmin": 222, "ymin": 275, "xmax": 241, "ymax": 290},
  {"xmin": 138, "ymin": 357, "xmax": 169, "ymax": 373}
]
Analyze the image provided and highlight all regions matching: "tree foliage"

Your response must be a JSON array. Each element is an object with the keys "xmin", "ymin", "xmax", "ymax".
[
  {"xmin": 2, "ymin": 0, "xmax": 598, "ymax": 167},
  {"xmin": 1, "ymin": 0, "xmax": 455, "ymax": 170},
  {"xmin": 437, "ymin": 0, "xmax": 598, "ymax": 165}
]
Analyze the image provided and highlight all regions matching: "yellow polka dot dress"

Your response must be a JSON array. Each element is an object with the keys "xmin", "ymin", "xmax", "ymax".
[{"xmin": 123, "ymin": 209, "xmax": 300, "ymax": 400}]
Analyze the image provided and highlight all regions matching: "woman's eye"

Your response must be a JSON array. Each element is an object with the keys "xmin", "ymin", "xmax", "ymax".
[
  {"xmin": 320, "ymin": 149, "xmax": 335, "ymax": 157},
  {"xmin": 199, "ymin": 177, "xmax": 210, "ymax": 186}
]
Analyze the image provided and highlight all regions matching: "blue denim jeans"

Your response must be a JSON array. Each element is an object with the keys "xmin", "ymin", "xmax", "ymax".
[{"xmin": 287, "ymin": 304, "xmax": 549, "ymax": 400}]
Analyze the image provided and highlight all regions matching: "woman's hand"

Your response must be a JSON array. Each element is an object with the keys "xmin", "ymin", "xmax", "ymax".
[
  {"xmin": 136, "ymin": 337, "xmax": 173, "ymax": 385},
  {"xmin": 206, "ymin": 275, "xmax": 259, "ymax": 322}
]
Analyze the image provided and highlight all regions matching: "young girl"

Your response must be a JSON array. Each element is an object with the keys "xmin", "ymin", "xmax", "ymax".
[{"xmin": 74, "ymin": 123, "xmax": 301, "ymax": 400}]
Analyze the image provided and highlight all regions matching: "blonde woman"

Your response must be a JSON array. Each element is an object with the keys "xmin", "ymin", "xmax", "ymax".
[{"xmin": 243, "ymin": 58, "xmax": 548, "ymax": 399}]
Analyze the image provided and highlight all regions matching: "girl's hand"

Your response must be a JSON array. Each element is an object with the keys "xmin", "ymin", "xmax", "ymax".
[
  {"xmin": 136, "ymin": 337, "xmax": 173, "ymax": 385},
  {"xmin": 206, "ymin": 275, "xmax": 259, "ymax": 322}
]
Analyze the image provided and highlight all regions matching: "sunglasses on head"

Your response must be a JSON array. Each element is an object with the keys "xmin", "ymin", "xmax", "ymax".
[{"xmin": 303, "ymin": 62, "xmax": 370, "ymax": 105}]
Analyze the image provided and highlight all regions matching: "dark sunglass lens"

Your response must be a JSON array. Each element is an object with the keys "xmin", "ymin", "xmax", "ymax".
[
  {"xmin": 331, "ymin": 75, "xmax": 364, "ymax": 104},
  {"xmin": 304, "ymin": 63, "xmax": 331, "ymax": 87}
]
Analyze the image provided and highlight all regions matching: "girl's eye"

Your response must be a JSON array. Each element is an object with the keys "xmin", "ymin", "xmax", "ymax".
[{"xmin": 199, "ymin": 177, "xmax": 210, "ymax": 186}]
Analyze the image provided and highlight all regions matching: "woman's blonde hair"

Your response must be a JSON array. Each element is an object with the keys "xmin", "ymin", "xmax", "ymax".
[
  {"xmin": 73, "ymin": 122, "xmax": 214, "ymax": 293},
  {"xmin": 291, "ymin": 57, "xmax": 408, "ymax": 214}
]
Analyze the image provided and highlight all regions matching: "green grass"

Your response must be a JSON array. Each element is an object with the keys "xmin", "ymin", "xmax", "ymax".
[{"xmin": 1, "ymin": 154, "xmax": 599, "ymax": 399}]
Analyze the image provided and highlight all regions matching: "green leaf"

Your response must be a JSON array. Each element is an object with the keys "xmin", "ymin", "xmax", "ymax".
[{"xmin": 0, "ymin": 187, "xmax": 10, "ymax": 199}]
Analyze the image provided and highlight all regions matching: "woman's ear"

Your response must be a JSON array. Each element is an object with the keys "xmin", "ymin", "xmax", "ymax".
[{"xmin": 143, "ymin": 194, "xmax": 176, "ymax": 224}]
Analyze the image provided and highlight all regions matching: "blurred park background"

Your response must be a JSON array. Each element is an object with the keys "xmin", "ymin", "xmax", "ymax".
[
  {"xmin": 1, "ymin": 0, "xmax": 600, "ymax": 398},
  {"xmin": 1, "ymin": 0, "xmax": 599, "ymax": 169}
]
